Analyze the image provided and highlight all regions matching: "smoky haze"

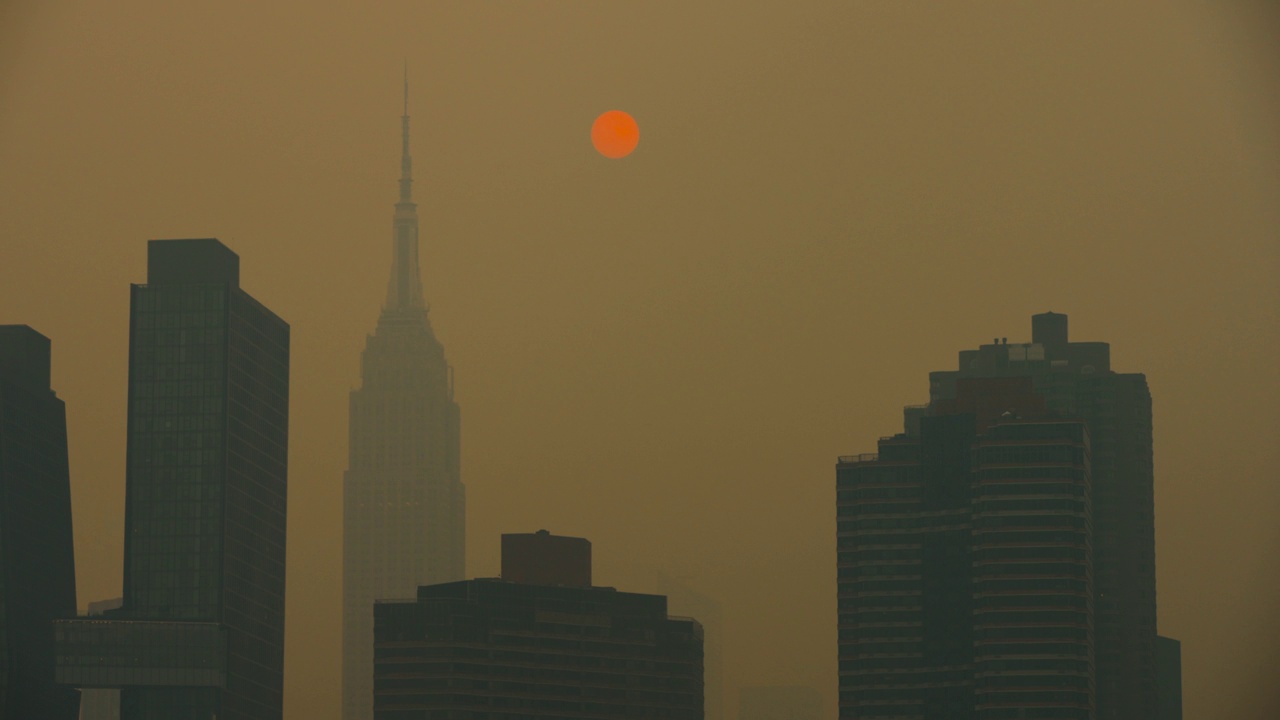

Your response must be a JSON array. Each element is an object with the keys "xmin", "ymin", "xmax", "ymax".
[{"xmin": 2, "ymin": 2, "xmax": 1278, "ymax": 719}]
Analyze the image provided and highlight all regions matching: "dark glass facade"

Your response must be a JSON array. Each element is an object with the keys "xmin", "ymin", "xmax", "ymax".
[
  {"xmin": 55, "ymin": 239, "xmax": 289, "ymax": 720},
  {"xmin": 0, "ymin": 325, "xmax": 80, "ymax": 720},
  {"xmin": 837, "ymin": 376, "xmax": 1094, "ymax": 719},
  {"xmin": 374, "ymin": 580, "xmax": 704, "ymax": 720},
  {"xmin": 55, "ymin": 619, "xmax": 227, "ymax": 688}
]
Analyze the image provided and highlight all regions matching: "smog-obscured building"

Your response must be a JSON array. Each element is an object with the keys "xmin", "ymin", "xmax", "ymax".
[
  {"xmin": 344, "ymin": 80, "xmax": 465, "ymax": 720},
  {"xmin": 373, "ymin": 532, "xmax": 704, "ymax": 719},
  {"xmin": 55, "ymin": 239, "xmax": 290, "ymax": 720},
  {"xmin": 0, "ymin": 325, "xmax": 80, "ymax": 720}
]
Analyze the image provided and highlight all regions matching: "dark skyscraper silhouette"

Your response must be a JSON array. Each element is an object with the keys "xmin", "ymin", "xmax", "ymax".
[
  {"xmin": 0, "ymin": 325, "xmax": 80, "ymax": 720},
  {"xmin": 55, "ymin": 239, "xmax": 290, "ymax": 720},
  {"xmin": 929, "ymin": 313, "xmax": 1156, "ymax": 720},
  {"xmin": 373, "ymin": 533, "xmax": 704, "ymax": 719},
  {"xmin": 839, "ymin": 378, "xmax": 1093, "ymax": 718},
  {"xmin": 1155, "ymin": 636, "xmax": 1182, "ymax": 720},
  {"xmin": 343, "ymin": 77, "xmax": 465, "ymax": 720},
  {"xmin": 837, "ymin": 314, "xmax": 1159, "ymax": 719}
]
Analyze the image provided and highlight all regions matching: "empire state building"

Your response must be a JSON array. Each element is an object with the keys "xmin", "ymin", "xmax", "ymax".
[{"xmin": 343, "ymin": 78, "xmax": 465, "ymax": 720}]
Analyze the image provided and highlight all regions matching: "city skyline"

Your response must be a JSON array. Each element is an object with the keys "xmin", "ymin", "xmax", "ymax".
[{"xmin": 2, "ymin": 3, "xmax": 1278, "ymax": 719}]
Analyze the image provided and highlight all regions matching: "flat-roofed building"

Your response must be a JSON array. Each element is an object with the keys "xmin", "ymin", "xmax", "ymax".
[
  {"xmin": 0, "ymin": 325, "xmax": 80, "ymax": 720},
  {"xmin": 374, "ymin": 532, "xmax": 704, "ymax": 719},
  {"xmin": 55, "ymin": 238, "xmax": 290, "ymax": 720}
]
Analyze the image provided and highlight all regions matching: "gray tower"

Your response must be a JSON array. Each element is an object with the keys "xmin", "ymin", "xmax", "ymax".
[{"xmin": 342, "ymin": 76, "xmax": 465, "ymax": 720}]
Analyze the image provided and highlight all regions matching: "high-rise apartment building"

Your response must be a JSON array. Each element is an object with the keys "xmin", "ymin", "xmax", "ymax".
[
  {"xmin": 837, "ymin": 314, "xmax": 1158, "ymax": 719},
  {"xmin": 0, "ymin": 325, "xmax": 80, "ymax": 720},
  {"xmin": 927, "ymin": 313, "xmax": 1155, "ymax": 720},
  {"xmin": 373, "ymin": 533, "xmax": 704, "ymax": 719},
  {"xmin": 838, "ymin": 377, "xmax": 1092, "ymax": 718},
  {"xmin": 343, "ymin": 80, "xmax": 465, "ymax": 720},
  {"xmin": 56, "ymin": 238, "xmax": 290, "ymax": 720}
]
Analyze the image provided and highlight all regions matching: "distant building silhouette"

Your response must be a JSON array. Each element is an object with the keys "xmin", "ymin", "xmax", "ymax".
[
  {"xmin": 0, "ymin": 325, "xmax": 80, "ymax": 720},
  {"xmin": 55, "ymin": 238, "xmax": 290, "ymax": 720},
  {"xmin": 373, "ymin": 532, "xmax": 704, "ymax": 719},
  {"xmin": 78, "ymin": 598, "xmax": 123, "ymax": 720},
  {"xmin": 838, "ymin": 314, "xmax": 1162, "ymax": 719},
  {"xmin": 738, "ymin": 685, "xmax": 822, "ymax": 720},
  {"xmin": 1155, "ymin": 636, "xmax": 1182, "ymax": 720},
  {"xmin": 344, "ymin": 75, "xmax": 465, "ymax": 720},
  {"xmin": 658, "ymin": 571, "xmax": 724, "ymax": 720}
]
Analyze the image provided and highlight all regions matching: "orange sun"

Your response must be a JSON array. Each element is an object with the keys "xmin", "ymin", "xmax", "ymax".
[{"xmin": 591, "ymin": 110, "xmax": 639, "ymax": 159}]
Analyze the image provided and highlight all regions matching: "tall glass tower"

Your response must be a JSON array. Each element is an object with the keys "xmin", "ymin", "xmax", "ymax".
[
  {"xmin": 124, "ymin": 239, "xmax": 290, "ymax": 719},
  {"xmin": 0, "ymin": 325, "xmax": 80, "ymax": 720},
  {"xmin": 56, "ymin": 239, "xmax": 290, "ymax": 720},
  {"xmin": 342, "ymin": 78, "xmax": 464, "ymax": 720}
]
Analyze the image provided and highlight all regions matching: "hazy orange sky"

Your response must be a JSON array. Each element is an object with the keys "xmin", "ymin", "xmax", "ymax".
[{"xmin": 2, "ymin": 2, "xmax": 1278, "ymax": 718}]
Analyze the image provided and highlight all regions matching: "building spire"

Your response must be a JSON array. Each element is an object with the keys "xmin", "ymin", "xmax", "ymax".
[
  {"xmin": 385, "ymin": 64, "xmax": 426, "ymax": 315},
  {"xmin": 399, "ymin": 62, "xmax": 413, "ymax": 203}
]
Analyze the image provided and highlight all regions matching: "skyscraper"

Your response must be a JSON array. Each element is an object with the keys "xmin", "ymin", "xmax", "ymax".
[
  {"xmin": 343, "ymin": 78, "xmax": 465, "ymax": 720},
  {"xmin": 838, "ymin": 378, "xmax": 1093, "ymax": 718},
  {"xmin": 0, "ymin": 325, "xmax": 80, "ymax": 720},
  {"xmin": 1155, "ymin": 636, "xmax": 1182, "ymax": 720},
  {"xmin": 837, "ymin": 314, "xmax": 1158, "ymax": 719},
  {"xmin": 55, "ymin": 238, "xmax": 290, "ymax": 720},
  {"xmin": 373, "ymin": 532, "xmax": 704, "ymax": 719},
  {"xmin": 927, "ymin": 314, "xmax": 1156, "ymax": 720}
]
